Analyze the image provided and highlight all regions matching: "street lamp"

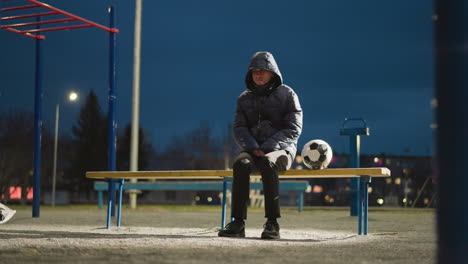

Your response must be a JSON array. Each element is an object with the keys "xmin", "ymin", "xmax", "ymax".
[{"xmin": 51, "ymin": 91, "xmax": 78, "ymax": 206}]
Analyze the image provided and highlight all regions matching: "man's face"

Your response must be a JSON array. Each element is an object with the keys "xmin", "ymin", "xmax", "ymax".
[{"xmin": 252, "ymin": 69, "xmax": 274, "ymax": 86}]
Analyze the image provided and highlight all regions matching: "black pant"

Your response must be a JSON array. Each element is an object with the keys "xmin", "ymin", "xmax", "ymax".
[{"xmin": 231, "ymin": 150, "xmax": 291, "ymax": 220}]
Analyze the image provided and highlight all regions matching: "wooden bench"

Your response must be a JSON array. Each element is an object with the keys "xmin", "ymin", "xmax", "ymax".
[
  {"xmin": 93, "ymin": 180, "xmax": 309, "ymax": 212},
  {"xmin": 86, "ymin": 167, "xmax": 391, "ymax": 235}
]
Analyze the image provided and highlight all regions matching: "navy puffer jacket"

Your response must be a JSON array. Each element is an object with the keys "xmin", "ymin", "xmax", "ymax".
[{"xmin": 234, "ymin": 52, "xmax": 303, "ymax": 159}]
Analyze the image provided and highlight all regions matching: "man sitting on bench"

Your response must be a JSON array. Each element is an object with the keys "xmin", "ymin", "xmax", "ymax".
[{"xmin": 218, "ymin": 51, "xmax": 303, "ymax": 239}]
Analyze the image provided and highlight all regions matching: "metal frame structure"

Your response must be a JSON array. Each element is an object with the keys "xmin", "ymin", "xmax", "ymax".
[
  {"xmin": 1, "ymin": 0, "xmax": 120, "ymax": 218},
  {"xmin": 340, "ymin": 118, "xmax": 370, "ymax": 217},
  {"xmin": 1, "ymin": 0, "xmax": 118, "ymax": 39}
]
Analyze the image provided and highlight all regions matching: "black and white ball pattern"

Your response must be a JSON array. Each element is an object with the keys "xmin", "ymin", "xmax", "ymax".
[{"xmin": 301, "ymin": 139, "xmax": 333, "ymax": 170}]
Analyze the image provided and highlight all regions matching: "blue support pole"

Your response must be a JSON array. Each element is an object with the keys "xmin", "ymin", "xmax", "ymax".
[
  {"xmin": 106, "ymin": 178, "xmax": 113, "ymax": 229},
  {"xmin": 357, "ymin": 177, "xmax": 363, "ymax": 235},
  {"xmin": 298, "ymin": 192, "xmax": 304, "ymax": 212},
  {"xmin": 349, "ymin": 136, "xmax": 360, "ymax": 216},
  {"xmin": 98, "ymin": 191, "xmax": 103, "ymax": 209},
  {"xmin": 340, "ymin": 118, "xmax": 369, "ymax": 216},
  {"xmin": 32, "ymin": 17, "xmax": 43, "ymax": 218},
  {"xmin": 221, "ymin": 178, "xmax": 228, "ymax": 228},
  {"xmin": 363, "ymin": 178, "xmax": 369, "ymax": 235},
  {"xmin": 117, "ymin": 179, "xmax": 124, "ymax": 227},
  {"xmin": 108, "ymin": 6, "xmax": 118, "ymax": 218}
]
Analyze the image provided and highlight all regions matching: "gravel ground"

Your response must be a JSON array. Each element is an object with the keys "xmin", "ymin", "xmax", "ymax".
[{"xmin": 0, "ymin": 206, "xmax": 436, "ymax": 263}]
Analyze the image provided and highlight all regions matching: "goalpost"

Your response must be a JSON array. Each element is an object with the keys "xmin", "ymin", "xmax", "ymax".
[{"xmin": 1, "ymin": 0, "xmax": 120, "ymax": 218}]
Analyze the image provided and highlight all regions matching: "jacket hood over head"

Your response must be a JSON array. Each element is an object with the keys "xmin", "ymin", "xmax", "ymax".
[{"xmin": 245, "ymin": 52, "xmax": 283, "ymax": 94}]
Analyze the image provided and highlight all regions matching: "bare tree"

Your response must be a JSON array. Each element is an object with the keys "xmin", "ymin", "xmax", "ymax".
[
  {"xmin": 156, "ymin": 121, "xmax": 225, "ymax": 170},
  {"xmin": 0, "ymin": 110, "xmax": 47, "ymax": 204}
]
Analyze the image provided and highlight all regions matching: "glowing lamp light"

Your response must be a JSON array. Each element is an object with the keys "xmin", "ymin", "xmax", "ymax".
[{"xmin": 69, "ymin": 92, "xmax": 78, "ymax": 101}]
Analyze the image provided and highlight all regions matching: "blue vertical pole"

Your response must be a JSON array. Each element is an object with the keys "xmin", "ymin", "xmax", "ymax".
[
  {"xmin": 98, "ymin": 191, "xmax": 103, "ymax": 209},
  {"xmin": 32, "ymin": 16, "xmax": 43, "ymax": 218},
  {"xmin": 340, "ymin": 118, "xmax": 369, "ymax": 217},
  {"xmin": 435, "ymin": 0, "xmax": 468, "ymax": 262},
  {"xmin": 349, "ymin": 136, "xmax": 360, "ymax": 216},
  {"xmin": 363, "ymin": 179, "xmax": 369, "ymax": 235},
  {"xmin": 108, "ymin": 6, "xmax": 118, "ymax": 218},
  {"xmin": 357, "ymin": 178, "xmax": 363, "ymax": 235},
  {"xmin": 221, "ymin": 178, "xmax": 228, "ymax": 228},
  {"xmin": 117, "ymin": 179, "xmax": 124, "ymax": 227},
  {"xmin": 106, "ymin": 179, "xmax": 113, "ymax": 228},
  {"xmin": 298, "ymin": 192, "xmax": 304, "ymax": 212}
]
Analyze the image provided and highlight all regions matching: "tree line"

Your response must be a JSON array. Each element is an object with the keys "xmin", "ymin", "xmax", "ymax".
[{"xmin": 0, "ymin": 90, "xmax": 238, "ymax": 203}]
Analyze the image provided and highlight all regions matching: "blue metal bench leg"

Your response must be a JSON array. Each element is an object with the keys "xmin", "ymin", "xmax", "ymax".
[
  {"xmin": 363, "ymin": 176, "xmax": 371, "ymax": 235},
  {"xmin": 117, "ymin": 179, "xmax": 124, "ymax": 227},
  {"xmin": 358, "ymin": 176, "xmax": 371, "ymax": 235},
  {"xmin": 106, "ymin": 179, "xmax": 115, "ymax": 229},
  {"xmin": 110, "ymin": 179, "xmax": 116, "ymax": 217},
  {"xmin": 298, "ymin": 192, "xmax": 304, "ymax": 212},
  {"xmin": 98, "ymin": 191, "xmax": 103, "ymax": 209},
  {"xmin": 358, "ymin": 178, "xmax": 363, "ymax": 235},
  {"xmin": 221, "ymin": 178, "xmax": 228, "ymax": 228}
]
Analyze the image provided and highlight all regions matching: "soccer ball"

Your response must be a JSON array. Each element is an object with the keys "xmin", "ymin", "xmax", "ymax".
[{"xmin": 301, "ymin": 139, "xmax": 333, "ymax": 170}]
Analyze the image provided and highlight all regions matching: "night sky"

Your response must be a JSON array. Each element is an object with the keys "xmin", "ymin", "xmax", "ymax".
[{"xmin": 0, "ymin": 0, "xmax": 434, "ymax": 156}]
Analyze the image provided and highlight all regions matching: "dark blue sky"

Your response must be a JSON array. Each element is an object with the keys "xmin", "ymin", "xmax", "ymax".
[{"xmin": 0, "ymin": 0, "xmax": 434, "ymax": 156}]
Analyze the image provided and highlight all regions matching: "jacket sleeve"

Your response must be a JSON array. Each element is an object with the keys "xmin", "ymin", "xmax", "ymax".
[
  {"xmin": 260, "ymin": 91, "xmax": 303, "ymax": 152},
  {"xmin": 233, "ymin": 99, "xmax": 260, "ymax": 152}
]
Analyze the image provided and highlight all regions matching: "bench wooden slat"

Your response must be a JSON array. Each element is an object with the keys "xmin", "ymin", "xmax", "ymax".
[
  {"xmin": 93, "ymin": 181, "xmax": 310, "ymax": 191},
  {"xmin": 86, "ymin": 167, "xmax": 390, "ymax": 179}
]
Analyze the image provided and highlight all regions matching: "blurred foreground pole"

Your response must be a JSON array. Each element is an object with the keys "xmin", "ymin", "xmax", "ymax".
[{"xmin": 435, "ymin": 0, "xmax": 468, "ymax": 262}]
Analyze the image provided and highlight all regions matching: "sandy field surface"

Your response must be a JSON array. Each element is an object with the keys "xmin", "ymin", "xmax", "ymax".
[{"xmin": 0, "ymin": 206, "xmax": 435, "ymax": 263}]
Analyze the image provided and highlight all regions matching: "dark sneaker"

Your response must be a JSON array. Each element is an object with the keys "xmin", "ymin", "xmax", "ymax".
[
  {"xmin": 218, "ymin": 219, "xmax": 245, "ymax": 238},
  {"xmin": 261, "ymin": 219, "xmax": 280, "ymax": 239}
]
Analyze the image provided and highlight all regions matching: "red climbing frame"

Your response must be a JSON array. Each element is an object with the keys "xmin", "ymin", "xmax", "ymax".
[{"xmin": 0, "ymin": 0, "xmax": 118, "ymax": 39}]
